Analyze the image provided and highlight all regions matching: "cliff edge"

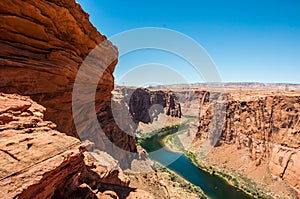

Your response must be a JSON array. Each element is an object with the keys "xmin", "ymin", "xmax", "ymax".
[
  {"xmin": 194, "ymin": 90, "xmax": 300, "ymax": 198},
  {"xmin": 0, "ymin": 0, "xmax": 137, "ymax": 166}
]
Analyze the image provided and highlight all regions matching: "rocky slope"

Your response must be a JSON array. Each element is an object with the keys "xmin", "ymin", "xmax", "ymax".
[
  {"xmin": 0, "ymin": 93, "xmax": 157, "ymax": 199},
  {"xmin": 0, "ymin": 1, "xmax": 185, "ymax": 198},
  {"xmin": 0, "ymin": 0, "xmax": 137, "ymax": 167},
  {"xmin": 193, "ymin": 90, "xmax": 300, "ymax": 198}
]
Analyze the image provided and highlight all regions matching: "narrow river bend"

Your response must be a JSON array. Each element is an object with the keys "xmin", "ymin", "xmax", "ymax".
[{"xmin": 140, "ymin": 132, "xmax": 252, "ymax": 199}]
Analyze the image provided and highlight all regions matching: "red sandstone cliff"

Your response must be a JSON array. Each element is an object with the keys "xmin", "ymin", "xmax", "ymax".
[
  {"xmin": 194, "ymin": 91, "xmax": 300, "ymax": 197},
  {"xmin": 0, "ymin": 0, "xmax": 115, "ymax": 137},
  {"xmin": 0, "ymin": 0, "xmax": 137, "ymax": 166},
  {"xmin": 0, "ymin": 1, "xmax": 185, "ymax": 198}
]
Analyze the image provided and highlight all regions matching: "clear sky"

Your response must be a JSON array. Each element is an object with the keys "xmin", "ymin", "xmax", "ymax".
[{"xmin": 77, "ymin": 0, "xmax": 300, "ymax": 85}]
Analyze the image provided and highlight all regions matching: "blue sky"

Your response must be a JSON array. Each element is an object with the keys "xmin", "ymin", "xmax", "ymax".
[{"xmin": 77, "ymin": 0, "xmax": 300, "ymax": 85}]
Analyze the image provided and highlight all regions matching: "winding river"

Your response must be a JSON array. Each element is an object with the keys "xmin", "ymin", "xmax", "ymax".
[{"xmin": 140, "ymin": 132, "xmax": 252, "ymax": 199}]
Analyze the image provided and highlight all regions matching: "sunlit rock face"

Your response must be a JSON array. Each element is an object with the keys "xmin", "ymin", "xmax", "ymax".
[
  {"xmin": 0, "ymin": 93, "xmax": 82, "ymax": 198},
  {"xmin": 0, "ymin": 93, "xmax": 155, "ymax": 199},
  {"xmin": 0, "ymin": 0, "xmax": 117, "ymax": 137},
  {"xmin": 195, "ymin": 91, "xmax": 300, "ymax": 197},
  {"xmin": 0, "ymin": 0, "xmax": 140, "ymax": 167}
]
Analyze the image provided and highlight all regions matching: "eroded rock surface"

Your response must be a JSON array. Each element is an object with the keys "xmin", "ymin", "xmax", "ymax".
[
  {"xmin": 0, "ymin": 0, "xmax": 117, "ymax": 137},
  {"xmin": 114, "ymin": 87, "xmax": 182, "ymax": 124},
  {"xmin": 269, "ymin": 145, "xmax": 300, "ymax": 197},
  {"xmin": 0, "ymin": 0, "xmax": 140, "ymax": 168},
  {"xmin": 194, "ymin": 91, "xmax": 300, "ymax": 197},
  {"xmin": 0, "ymin": 93, "xmax": 82, "ymax": 198},
  {"xmin": 0, "ymin": 93, "xmax": 155, "ymax": 199}
]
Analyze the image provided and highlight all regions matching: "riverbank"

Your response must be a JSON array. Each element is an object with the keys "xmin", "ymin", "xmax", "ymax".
[
  {"xmin": 138, "ymin": 122, "xmax": 254, "ymax": 199},
  {"xmin": 138, "ymin": 121, "xmax": 281, "ymax": 199},
  {"xmin": 191, "ymin": 144, "xmax": 295, "ymax": 199},
  {"xmin": 164, "ymin": 132, "xmax": 286, "ymax": 199},
  {"xmin": 125, "ymin": 165, "xmax": 206, "ymax": 199},
  {"xmin": 155, "ymin": 163, "xmax": 207, "ymax": 199}
]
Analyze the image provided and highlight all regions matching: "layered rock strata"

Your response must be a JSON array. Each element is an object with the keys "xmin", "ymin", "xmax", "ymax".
[
  {"xmin": 0, "ymin": 0, "xmax": 116, "ymax": 137},
  {"xmin": 115, "ymin": 87, "xmax": 182, "ymax": 124},
  {"xmin": 194, "ymin": 91, "xmax": 300, "ymax": 197},
  {"xmin": 0, "ymin": 0, "xmax": 138, "ymax": 166},
  {"xmin": 0, "ymin": 93, "xmax": 154, "ymax": 199}
]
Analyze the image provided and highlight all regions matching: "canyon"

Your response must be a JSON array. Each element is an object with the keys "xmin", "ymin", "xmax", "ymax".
[
  {"xmin": 143, "ymin": 85, "xmax": 300, "ymax": 198},
  {"xmin": 0, "ymin": 0, "xmax": 192, "ymax": 198},
  {"xmin": 191, "ymin": 89, "xmax": 300, "ymax": 198},
  {"xmin": 1, "ymin": 0, "xmax": 299, "ymax": 198},
  {"xmin": 112, "ymin": 85, "xmax": 300, "ymax": 198},
  {"xmin": 0, "ymin": 92, "xmax": 194, "ymax": 198}
]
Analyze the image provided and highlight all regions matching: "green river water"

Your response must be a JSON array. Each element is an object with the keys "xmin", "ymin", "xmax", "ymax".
[{"xmin": 140, "ymin": 132, "xmax": 253, "ymax": 199}]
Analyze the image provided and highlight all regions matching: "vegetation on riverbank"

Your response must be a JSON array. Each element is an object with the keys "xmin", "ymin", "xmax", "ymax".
[
  {"xmin": 162, "ymin": 129, "xmax": 186, "ymax": 151},
  {"xmin": 136, "ymin": 123, "xmax": 184, "ymax": 145},
  {"xmin": 153, "ymin": 162, "xmax": 207, "ymax": 199},
  {"xmin": 151, "ymin": 124, "xmax": 272, "ymax": 199},
  {"xmin": 137, "ymin": 117, "xmax": 274, "ymax": 199},
  {"xmin": 137, "ymin": 115, "xmax": 196, "ymax": 146},
  {"xmin": 172, "ymin": 140, "xmax": 273, "ymax": 199}
]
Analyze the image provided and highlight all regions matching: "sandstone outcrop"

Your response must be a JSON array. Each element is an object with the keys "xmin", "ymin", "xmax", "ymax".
[
  {"xmin": 0, "ymin": 93, "xmax": 154, "ymax": 199},
  {"xmin": 0, "ymin": 0, "xmax": 117, "ymax": 137},
  {"xmin": 0, "ymin": 0, "xmax": 139, "ymax": 167},
  {"xmin": 0, "ymin": 93, "xmax": 83, "ymax": 198},
  {"xmin": 269, "ymin": 145, "xmax": 300, "ymax": 197}
]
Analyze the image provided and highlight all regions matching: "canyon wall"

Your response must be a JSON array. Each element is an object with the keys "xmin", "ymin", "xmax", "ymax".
[
  {"xmin": 0, "ymin": 0, "xmax": 137, "ymax": 166},
  {"xmin": 0, "ymin": 1, "xmax": 184, "ymax": 198},
  {"xmin": 0, "ymin": 0, "xmax": 115, "ymax": 137},
  {"xmin": 115, "ymin": 87, "xmax": 182, "ymax": 124},
  {"xmin": 194, "ymin": 91, "xmax": 300, "ymax": 197}
]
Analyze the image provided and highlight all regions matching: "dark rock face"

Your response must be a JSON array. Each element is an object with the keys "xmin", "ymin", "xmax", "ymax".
[
  {"xmin": 129, "ymin": 89, "xmax": 164, "ymax": 124},
  {"xmin": 124, "ymin": 88, "xmax": 182, "ymax": 124}
]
